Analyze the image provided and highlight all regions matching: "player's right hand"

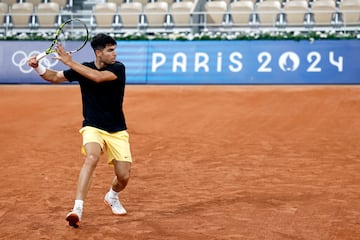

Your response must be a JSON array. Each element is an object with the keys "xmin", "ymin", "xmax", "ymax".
[{"xmin": 54, "ymin": 44, "xmax": 73, "ymax": 66}]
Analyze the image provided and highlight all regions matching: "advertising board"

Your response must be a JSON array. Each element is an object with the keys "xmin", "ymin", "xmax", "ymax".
[{"xmin": 1, "ymin": 40, "xmax": 359, "ymax": 84}]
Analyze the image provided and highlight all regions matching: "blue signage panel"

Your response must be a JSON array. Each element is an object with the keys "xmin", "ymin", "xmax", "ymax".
[
  {"xmin": 116, "ymin": 41, "xmax": 147, "ymax": 84},
  {"xmin": 0, "ymin": 41, "xmax": 94, "ymax": 84},
  {"xmin": 0, "ymin": 40, "xmax": 359, "ymax": 84},
  {"xmin": 143, "ymin": 40, "xmax": 359, "ymax": 84}
]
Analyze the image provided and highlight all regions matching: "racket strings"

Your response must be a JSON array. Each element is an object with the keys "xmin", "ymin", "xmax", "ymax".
[
  {"xmin": 36, "ymin": 18, "xmax": 88, "ymax": 60},
  {"xmin": 60, "ymin": 20, "xmax": 88, "ymax": 40},
  {"xmin": 56, "ymin": 19, "xmax": 89, "ymax": 54}
]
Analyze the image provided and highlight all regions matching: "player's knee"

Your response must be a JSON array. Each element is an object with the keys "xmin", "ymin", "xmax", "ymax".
[
  {"xmin": 84, "ymin": 153, "xmax": 100, "ymax": 167},
  {"xmin": 116, "ymin": 168, "xmax": 130, "ymax": 183}
]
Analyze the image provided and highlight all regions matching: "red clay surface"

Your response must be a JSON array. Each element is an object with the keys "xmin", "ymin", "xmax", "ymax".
[{"xmin": 1, "ymin": 85, "xmax": 360, "ymax": 240}]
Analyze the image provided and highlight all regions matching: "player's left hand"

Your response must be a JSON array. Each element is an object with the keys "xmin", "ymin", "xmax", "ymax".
[{"xmin": 54, "ymin": 44, "xmax": 73, "ymax": 66}]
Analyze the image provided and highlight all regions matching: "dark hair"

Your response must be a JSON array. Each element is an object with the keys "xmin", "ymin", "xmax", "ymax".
[{"xmin": 90, "ymin": 33, "xmax": 117, "ymax": 51}]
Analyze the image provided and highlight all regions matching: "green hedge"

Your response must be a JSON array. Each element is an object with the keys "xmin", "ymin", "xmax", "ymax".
[{"xmin": 1, "ymin": 30, "xmax": 359, "ymax": 41}]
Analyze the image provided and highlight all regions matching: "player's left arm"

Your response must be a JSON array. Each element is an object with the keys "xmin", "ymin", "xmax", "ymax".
[{"xmin": 55, "ymin": 44, "xmax": 116, "ymax": 83}]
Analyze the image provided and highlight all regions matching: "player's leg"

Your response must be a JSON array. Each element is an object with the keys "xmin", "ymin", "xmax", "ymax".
[
  {"xmin": 76, "ymin": 142, "xmax": 102, "ymax": 200},
  {"xmin": 66, "ymin": 126, "xmax": 104, "ymax": 228},
  {"xmin": 104, "ymin": 161, "xmax": 131, "ymax": 215},
  {"xmin": 103, "ymin": 130, "xmax": 132, "ymax": 215},
  {"xmin": 112, "ymin": 160, "xmax": 131, "ymax": 192},
  {"xmin": 76, "ymin": 126, "xmax": 104, "ymax": 200},
  {"xmin": 66, "ymin": 142, "xmax": 102, "ymax": 227}
]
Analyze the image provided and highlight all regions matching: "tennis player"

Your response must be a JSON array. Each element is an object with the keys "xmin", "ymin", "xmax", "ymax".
[{"xmin": 27, "ymin": 33, "xmax": 132, "ymax": 228}]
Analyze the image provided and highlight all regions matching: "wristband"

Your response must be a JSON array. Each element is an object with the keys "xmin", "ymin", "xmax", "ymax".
[{"xmin": 35, "ymin": 64, "xmax": 46, "ymax": 75}]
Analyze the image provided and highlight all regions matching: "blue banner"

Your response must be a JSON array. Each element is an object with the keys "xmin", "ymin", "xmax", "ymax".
[{"xmin": 1, "ymin": 40, "xmax": 359, "ymax": 84}]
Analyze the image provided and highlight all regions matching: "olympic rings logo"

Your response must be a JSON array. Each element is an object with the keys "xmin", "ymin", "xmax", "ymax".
[{"xmin": 12, "ymin": 51, "xmax": 59, "ymax": 74}]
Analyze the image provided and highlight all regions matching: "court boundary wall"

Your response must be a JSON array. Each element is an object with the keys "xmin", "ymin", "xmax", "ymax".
[{"xmin": 2, "ymin": 39, "xmax": 359, "ymax": 84}]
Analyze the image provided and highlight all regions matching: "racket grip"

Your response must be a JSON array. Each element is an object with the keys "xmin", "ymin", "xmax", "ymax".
[{"xmin": 36, "ymin": 51, "xmax": 47, "ymax": 61}]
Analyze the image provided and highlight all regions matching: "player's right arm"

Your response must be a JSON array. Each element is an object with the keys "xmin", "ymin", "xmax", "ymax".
[
  {"xmin": 40, "ymin": 68, "xmax": 68, "ymax": 84},
  {"xmin": 27, "ymin": 55, "xmax": 68, "ymax": 84}
]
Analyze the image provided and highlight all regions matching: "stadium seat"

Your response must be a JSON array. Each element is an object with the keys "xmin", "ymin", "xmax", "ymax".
[
  {"xmin": 256, "ymin": 0, "xmax": 282, "ymax": 27},
  {"xmin": 339, "ymin": 0, "xmax": 360, "ymax": 27},
  {"xmin": 283, "ymin": 0, "xmax": 309, "ymax": 27},
  {"xmin": 158, "ymin": 0, "xmax": 174, "ymax": 8},
  {"xmin": 50, "ymin": 0, "xmax": 68, "ymax": 10},
  {"xmin": 92, "ymin": 2, "xmax": 117, "ymax": 28},
  {"xmin": 108, "ymin": 0, "xmax": 125, "ymax": 6},
  {"xmin": 215, "ymin": 0, "xmax": 233, "ymax": 6},
  {"xmin": 36, "ymin": 2, "xmax": 60, "ymax": 28},
  {"xmin": 229, "ymin": 0, "xmax": 254, "ymax": 27},
  {"xmin": 143, "ymin": 2, "xmax": 169, "ymax": 28},
  {"xmin": 0, "ymin": 2, "xmax": 8, "ymax": 26},
  {"xmin": 311, "ymin": 0, "xmax": 336, "ymax": 26},
  {"xmin": 25, "ymin": 0, "xmax": 43, "ymax": 8},
  {"xmin": 1, "ymin": 0, "xmax": 17, "ymax": 6},
  {"xmin": 9, "ymin": 2, "xmax": 34, "ymax": 29},
  {"xmin": 170, "ymin": 1, "xmax": 194, "ymax": 27},
  {"xmin": 132, "ymin": 0, "xmax": 150, "ymax": 6},
  {"xmin": 203, "ymin": 0, "xmax": 227, "ymax": 26},
  {"xmin": 119, "ymin": 2, "xmax": 143, "ymax": 28}
]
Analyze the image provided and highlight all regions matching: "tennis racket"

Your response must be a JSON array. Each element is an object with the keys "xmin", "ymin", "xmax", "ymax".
[{"xmin": 36, "ymin": 18, "xmax": 89, "ymax": 61}]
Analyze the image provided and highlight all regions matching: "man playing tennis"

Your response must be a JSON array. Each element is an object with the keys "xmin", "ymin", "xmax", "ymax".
[{"xmin": 27, "ymin": 33, "xmax": 132, "ymax": 228}]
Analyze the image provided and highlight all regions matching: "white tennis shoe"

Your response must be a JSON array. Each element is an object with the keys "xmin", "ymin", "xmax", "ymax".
[{"xmin": 104, "ymin": 192, "xmax": 127, "ymax": 215}]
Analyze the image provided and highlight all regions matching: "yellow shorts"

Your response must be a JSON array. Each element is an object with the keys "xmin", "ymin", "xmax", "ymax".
[{"xmin": 79, "ymin": 126, "xmax": 132, "ymax": 164}]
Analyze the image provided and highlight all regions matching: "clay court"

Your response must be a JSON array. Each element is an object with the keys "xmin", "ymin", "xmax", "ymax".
[{"xmin": 1, "ymin": 85, "xmax": 360, "ymax": 239}]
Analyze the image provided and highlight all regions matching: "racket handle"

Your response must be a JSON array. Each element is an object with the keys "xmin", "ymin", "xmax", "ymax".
[{"xmin": 36, "ymin": 51, "xmax": 47, "ymax": 61}]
